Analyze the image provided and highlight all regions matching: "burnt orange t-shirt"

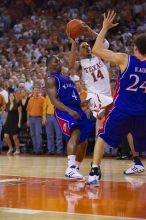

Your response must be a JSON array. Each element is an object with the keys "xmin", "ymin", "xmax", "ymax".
[
  {"xmin": 27, "ymin": 95, "xmax": 45, "ymax": 117},
  {"xmin": 0, "ymin": 94, "xmax": 6, "ymax": 110}
]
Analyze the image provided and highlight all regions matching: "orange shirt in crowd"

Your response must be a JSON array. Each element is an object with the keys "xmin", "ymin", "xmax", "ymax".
[
  {"xmin": 79, "ymin": 89, "xmax": 87, "ymax": 101},
  {"xmin": 27, "ymin": 95, "xmax": 45, "ymax": 117},
  {"xmin": 79, "ymin": 89, "xmax": 88, "ymax": 112},
  {"xmin": 43, "ymin": 95, "xmax": 54, "ymax": 116},
  {"xmin": 0, "ymin": 94, "xmax": 6, "ymax": 110}
]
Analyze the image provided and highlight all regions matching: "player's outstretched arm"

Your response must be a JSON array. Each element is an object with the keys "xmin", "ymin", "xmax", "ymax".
[
  {"xmin": 92, "ymin": 11, "xmax": 128, "ymax": 72},
  {"xmin": 69, "ymin": 37, "xmax": 77, "ymax": 68}
]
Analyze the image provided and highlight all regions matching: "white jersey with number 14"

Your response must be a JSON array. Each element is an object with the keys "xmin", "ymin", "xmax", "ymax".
[{"xmin": 80, "ymin": 56, "xmax": 112, "ymax": 97}]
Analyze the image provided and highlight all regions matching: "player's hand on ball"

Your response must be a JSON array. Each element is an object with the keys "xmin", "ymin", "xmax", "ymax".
[
  {"xmin": 70, "ymin": 37, "xmax": 76, "ymax": 46},
  {"xmin": 68, "ymin": 109, "xmax": 81, "ymax": 120},
  {"xmin": 81, "ymin": 24, "xmax": 92, "ymax": 34},
  {"xmin": 102, "ymin": 11, "xmax": 119, "ymax": 30}
]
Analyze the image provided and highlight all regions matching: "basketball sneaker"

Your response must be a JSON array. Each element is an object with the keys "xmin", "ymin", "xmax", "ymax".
[
  {"xmin": 86, "ymin": 167, "xmax": 101, "ymax": 186},
  {"xmin": 90, "ymin": 163, "xmax": 102, "ymax": 179},
  {"xmin": 65, "ymin": 165, "xmax": 83, "ymax": 179},
  {"xmin": 124, "ymin": 163, "xmax": 145, "ymax": 175}
]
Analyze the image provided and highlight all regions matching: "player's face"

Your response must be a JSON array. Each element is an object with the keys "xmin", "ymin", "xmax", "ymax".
[
  {"xmin": 79, "ymin": 42, "xmax": 91, "ymax": 57},
  {"xmin": 133, "ymin": 45, "xmax": 139, "ymax": 57},
  {"xmin": 75, "ymin": 81, "xmax": 81, "ymax": 92},
  {"xmin": 48, "ymin": 56, "xmax": 61, "ymax": 73}
]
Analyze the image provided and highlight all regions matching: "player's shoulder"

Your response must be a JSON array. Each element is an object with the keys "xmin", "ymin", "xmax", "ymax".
[
  {"xmin": 127, "ymin": 55, "xmax": 143, "ymax": 67},
  {"xmin": 47, "ymin": 75, "xmax": 57, "ymax": 86},
  {"xmin": 129, "ymin": 55, "xmax": 139, "ymax": 62}
]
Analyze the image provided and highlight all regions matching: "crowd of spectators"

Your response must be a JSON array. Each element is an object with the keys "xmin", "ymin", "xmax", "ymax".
[{"xmin": 0, "ymin": 0, "xmax": 145, "ymax": 156}]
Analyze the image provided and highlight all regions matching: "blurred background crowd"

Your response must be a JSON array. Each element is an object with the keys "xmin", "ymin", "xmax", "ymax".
[{"xmin": 0, "ymin": 0, "xmax": 146, "ymax": 157}]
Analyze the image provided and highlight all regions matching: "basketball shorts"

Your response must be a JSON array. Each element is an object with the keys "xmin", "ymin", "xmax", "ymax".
[
  {"xmin": 98, "ymin": 107, "xmax": 146, "ymax": 152},
  {"xmin": 86, "ymin": 92, "xmax": 113, "ymax": 118},
  {"xmin": 55, "ymin": 106, "xmax": 94, "ymax": 144}
]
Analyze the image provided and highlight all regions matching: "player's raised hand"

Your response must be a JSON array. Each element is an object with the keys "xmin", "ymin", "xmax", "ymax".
[
  {"xmin": 81, "ymin": 24, "xmax": 91, "ymax": 33},
  {"xmin": 70, "ymin": 37, "xmax": 76, "ymax": 46},
  {"xmin": 102, "ymin": 11, "xmax": 119, "ymax": 31}
]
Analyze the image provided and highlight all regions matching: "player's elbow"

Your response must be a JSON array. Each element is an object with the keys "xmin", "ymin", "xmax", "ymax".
[{"xmin": 92, "ymin": 46, "xmax": 101, "ymax": 56}]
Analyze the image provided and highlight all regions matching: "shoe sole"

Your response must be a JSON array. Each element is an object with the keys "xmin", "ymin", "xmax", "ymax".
[
  {"xmin": 64, "ymin": 175, "xmax": 86, "ymax": 181},
  {"xmin": 123, "ymin": 169, "xmax": 145, "ymax": 175}
]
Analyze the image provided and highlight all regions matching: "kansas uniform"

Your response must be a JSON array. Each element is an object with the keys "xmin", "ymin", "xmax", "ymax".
[
  {"xmin": 99, "ymin": 55, "xmax": 146, "ymax": 151},
  {"xmin": 80, "ymin": 56, "xmax": 113, "ymax": 117},
  {"xmin": 48, "ymin": 73, "xmax": 93, "ymax": 143}
]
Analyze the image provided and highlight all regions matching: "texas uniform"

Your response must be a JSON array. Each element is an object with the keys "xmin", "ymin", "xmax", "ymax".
[{"xmin": 80, "ymin": 56, "xmax": 113, "ymax": 118}]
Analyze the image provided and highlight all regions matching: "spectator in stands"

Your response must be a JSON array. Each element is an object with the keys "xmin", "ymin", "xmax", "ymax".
[
  {"xmin": 0, "ymin": 85, "xmax": 8, "ymax": 105},
  {"xmin": 19, "ymin": 88, "xmax": 29, "ymax": 127},
  {"xmin": 110, "ymin": 78, "xmax": 117, "ymax": 97},
  {"xmin": 43, "ymin": 88, "xmax": 63, "ymax": 155},
  {"xmin": 25, "ymin": 74, "xmax": 34, "ymax": 93},
  {"xmin": 0, "ymin": 94, "xmax": 6, "ymax": 153},
  {"xmin": 75, "ymin": 80, "xmax": 89, "ymax": 114},
  {"xmin": 27, "ymin": 85, "xmax": 45, "ymax": 154},
  {"xmin": 15, "ymin": 83, "xmax": 25, "ymax": 101},
  {"xmin": 4, "ymin": 92, "xmax": 22, "ymax": 155},
  {"xmin": 75, "ymin": 80, "xmax": 87, "ymax": 101}
]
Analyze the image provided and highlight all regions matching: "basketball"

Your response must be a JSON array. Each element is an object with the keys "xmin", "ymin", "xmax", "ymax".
[{"xmin": 66, "ymin": 19, "xmax": 85, "ymax": 39}]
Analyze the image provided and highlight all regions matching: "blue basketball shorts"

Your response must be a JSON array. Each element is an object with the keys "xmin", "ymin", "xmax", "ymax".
[
  {"xmin": 98, "ymin": 107, "xmax": 146, "ymax": 152},
  {"xmin": 55, "ymin": 106, "xmax": 93, "ymax": 144}
]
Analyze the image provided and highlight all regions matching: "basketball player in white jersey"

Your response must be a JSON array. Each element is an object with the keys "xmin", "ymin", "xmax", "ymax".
[
  {"xmin": 69, "ymin": 34, "xmax": 113, "ymax": 120},
  {"xmin": 67, "ymin": 28, "xmax": 112, "ymax": 175}
]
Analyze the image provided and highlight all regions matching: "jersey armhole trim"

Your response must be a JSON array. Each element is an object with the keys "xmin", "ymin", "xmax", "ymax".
[{"xmin": 120, "ymin": 55, "xmax": 130, "ymax": 79}]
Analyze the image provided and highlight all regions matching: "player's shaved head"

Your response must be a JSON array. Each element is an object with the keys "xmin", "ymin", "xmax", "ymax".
[{"xmin": 47, "ymin": 55, "xmax": 62, "ymax": 73}]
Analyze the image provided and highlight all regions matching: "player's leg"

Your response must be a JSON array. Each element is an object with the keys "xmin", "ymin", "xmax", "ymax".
[
  {"xmin": 75, "ymin": 108, "xmax": 94, "ymax": 169},
  {"xmin": 65, "ymin": 127, "xmax": 83, "ymax": 179},
  {"xmin": 124, "ymin": 133, "xmax": 144, "ymax": 175},
  {"xmin": 87, "ymin": 107, "xmax": 130, "ymax": 186},
  {"xmin": 87, "ymin": 136, "xmax": 104, "ymax": 186},
  {"xmin": 75, "ymin": 140, "xmax": 88, "ymax": 169},
  {"xmin": 55, "ymin": 108, "xmax": 93, "ymax": 179}
]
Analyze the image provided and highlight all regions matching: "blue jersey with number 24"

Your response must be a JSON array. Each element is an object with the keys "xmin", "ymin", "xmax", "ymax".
[{"xmin": 114, "ymin": 55, "xmax": 146, "ymax": 115}]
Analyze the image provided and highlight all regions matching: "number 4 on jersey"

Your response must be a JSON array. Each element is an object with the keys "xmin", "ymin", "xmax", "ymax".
[{"xmin": 72, "ymin": 90, "xmax": 78, "ymax": 100}]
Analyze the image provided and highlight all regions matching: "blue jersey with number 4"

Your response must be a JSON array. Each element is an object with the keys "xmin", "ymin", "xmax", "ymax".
[
  {"xmin": 114, "ymin": 55, "xmax": 146, "ymax": 115},
  {"xmin": 48, "ymin": 73, "xmax": 81, "ymax": 107}
]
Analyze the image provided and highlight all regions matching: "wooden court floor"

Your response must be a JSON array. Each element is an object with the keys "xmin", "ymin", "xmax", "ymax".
[{"xmin": 0, "ymin": 155, "xmax": 146, "ymax": 220}]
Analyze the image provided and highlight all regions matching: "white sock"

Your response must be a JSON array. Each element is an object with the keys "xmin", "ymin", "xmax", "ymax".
[
  {"xmin": 68, "ymin": 155, "xmax": 76, "ymax": 168},
  {"xmin": 76, "ymin": 161, "xmax": 81, "ymax": 169},
  {"xmin": 92, "ymin": 164, "xmax": 98, "ymax": 168}
]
